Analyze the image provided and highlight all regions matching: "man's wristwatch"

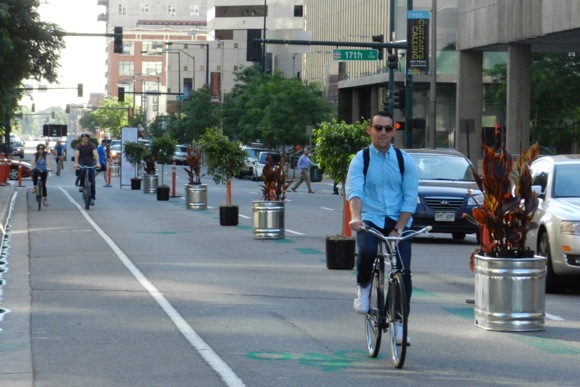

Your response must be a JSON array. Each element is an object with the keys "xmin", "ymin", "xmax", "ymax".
[{"xmin": 395, "ymin": 228, "xmax": 403, "ymax": 234}]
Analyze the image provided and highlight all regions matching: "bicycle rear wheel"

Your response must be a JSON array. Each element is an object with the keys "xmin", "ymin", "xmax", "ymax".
[
  {"xmin": 56, "ymin": 159, "xmax": 61, "ymax": 176},
  {"xmin": 387, "ymin": 272, "xmax": 408, "ymax": 369},
  {"xmin": 37, "ymin": 190, "xmax": 42, "ymax": 211},
  {"xmin": 365, "ymin": 264, "xmax": 384, "ymax": 357}
]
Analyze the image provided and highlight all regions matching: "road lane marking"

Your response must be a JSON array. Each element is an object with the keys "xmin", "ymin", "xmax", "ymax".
[
  {"xmin": 286, "ymin": 229, "xmax": 305, "ymax": 236},
  {"xmin": 321, "ymin": 207, "xmax": 335, "ymax": 211},
  {"xmin": 60, "ymin": 188, "xmax": 246, "ymax": 387},
  {"xmin": 546, "ymin": 313, "xmax": 564, "ymax": 321}
]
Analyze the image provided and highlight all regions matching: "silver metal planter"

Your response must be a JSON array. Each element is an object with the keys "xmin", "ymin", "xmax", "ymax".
[
  {"xmin": 143, "ymin": 174, "xmax": 158, "ymax": 193},
  {"xmin": 474, "ymin": 253, "xmax": 546, "ymax": 331},
  {"xmin": 185, "ymin": 184, "xmax": 207, "ymax": 210},
  {"xmin": 252, "ymin": 200, "xmax": 285, "ymax": 239}
]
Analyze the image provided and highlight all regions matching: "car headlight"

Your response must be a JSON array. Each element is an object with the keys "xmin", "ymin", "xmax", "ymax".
[
  {"xmin": 561, "ymin": 221, "xmax": 580, "ymax": 235},
  {"xmin": 468, "ymin": 193, "xmax": 484, "ymax": 206}
]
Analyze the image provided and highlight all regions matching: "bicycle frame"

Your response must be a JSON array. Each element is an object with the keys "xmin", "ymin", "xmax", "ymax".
[
  {"xmin": 362, "ymin": 225, "xmax": 432, "ymax": 369},
  {"xmin": 78, "ymin": 165, "xmax": 97, "ymax": 209}
]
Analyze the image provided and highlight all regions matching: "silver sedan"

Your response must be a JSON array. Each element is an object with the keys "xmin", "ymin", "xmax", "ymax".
[{"xmin": 527, "ymin": 155, "xmax": 580, "ymax": 293}]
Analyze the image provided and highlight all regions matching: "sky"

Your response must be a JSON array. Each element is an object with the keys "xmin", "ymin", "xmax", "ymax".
[{"xmin": 23, "ymin": 0, "xmax": 108, "ymax": 111}]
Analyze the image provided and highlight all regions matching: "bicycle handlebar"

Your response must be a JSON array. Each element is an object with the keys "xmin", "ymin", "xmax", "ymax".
[{"xmin": 360, "ymin": 225, "xmax": 432, "ymax": 242}]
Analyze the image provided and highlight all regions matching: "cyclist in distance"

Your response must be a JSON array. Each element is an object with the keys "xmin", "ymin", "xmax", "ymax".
[
  {"xmin": 345, "ymin": 111, "xmax": 419, "ymax": 325},
  {"xmin": 31, "ymin": 143, "xmax": 52, "ymax": 207},
  {"xmin": 52, "ymin": 140, "xmax": 66, "ymax": 162},
  {"xmin": 74, "ymin": 133, "xmax": 101, "ymax": 206}
]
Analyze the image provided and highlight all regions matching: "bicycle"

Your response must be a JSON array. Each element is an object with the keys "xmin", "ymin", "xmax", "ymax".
[
  {"xmin": 55, "ymin": 155, "xmax": 64, "ymax": 176},
  {"xmin": 361, "ymin": 224, "xmax": 432, "ymax": 369},
  {"xmin": 31, "ymin": 168, "xmax": 50, "ymax": 211},
  {"xmin": 77, "ymin": 165, "xmax": 97, "ymax": 210}
]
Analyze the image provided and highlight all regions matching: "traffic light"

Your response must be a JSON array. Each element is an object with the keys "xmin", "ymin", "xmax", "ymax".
[
  {"xmin": 387, "ymin": 49, "xmax": 398, "ymax": 70},
  {"xmin": 113, "ymin": 26, "xmax": 123, "ymax": 54},
  {"xmin": 395, "ymin": 121, "xmax": 405, "ymax": 131},
  {"xmin": 393, "ymin": 88, "xmax": 406, "ymax": 111},
  {"xmin": 51, "ymin": 111, "xmax": 55, "ymax": 119},
  {"xmin": 65, "ymin": 105, "xmax": 70, "ymax": 114},
  {"xmin": 77, "ymin": 83, "xmax": 83, "ymax": 97},
  {"xmin": 372, "ymin": 34, "xmax": 384, "ymax": 60},
  {"xmin": 118, "ymin": 87, "xmax": 125, "ymax": 102}
]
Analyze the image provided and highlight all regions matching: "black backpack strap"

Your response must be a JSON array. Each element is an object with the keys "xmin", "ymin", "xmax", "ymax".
[{"xmin": 363, "ymin": 146, "xmax": 404, "ymax": 181}]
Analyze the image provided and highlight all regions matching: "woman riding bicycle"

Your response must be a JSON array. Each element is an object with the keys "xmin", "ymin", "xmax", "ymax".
[{"xmin": 31, "ymin": 143, "xmax": 52, "ymax": 207}]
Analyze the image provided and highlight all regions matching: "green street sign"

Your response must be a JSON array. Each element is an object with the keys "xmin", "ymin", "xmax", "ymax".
[
  {"xmin": 177, "ymin": 95, "xmax": 184, "ymax": 101},
  {"xmin": 332, "ymin": 49, "xmax": 378, "ymax": 61}
]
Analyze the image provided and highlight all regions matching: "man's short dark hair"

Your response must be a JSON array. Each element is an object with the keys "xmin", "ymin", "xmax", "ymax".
[{"xmin": 373, "ymin": 111, "xmax": 393, "ymax": 121}]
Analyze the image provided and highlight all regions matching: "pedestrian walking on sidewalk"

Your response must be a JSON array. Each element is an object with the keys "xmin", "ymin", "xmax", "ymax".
[{"xmin": 291, "ymin": 147, "xmax": 316, "ymax": 193}]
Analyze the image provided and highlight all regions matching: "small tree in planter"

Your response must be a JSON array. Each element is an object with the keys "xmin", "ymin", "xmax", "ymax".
[
  {"xmin": 259, "ymin": 154, "xmax": 292, "ymax": 201},
  {"xmin": 123, "ymin": 140, "xmax": 147, "ymax": 190},
  {"xmin": 150, "ymin": 134, "xmax": 177, "ymax": 200},
  {"xmin": 313, "ymin": 118, "xmax": 369, "ymax": 268},
  {"xmin": 199, "ymin": 127, "xmax": 247, "ymax": 225}
]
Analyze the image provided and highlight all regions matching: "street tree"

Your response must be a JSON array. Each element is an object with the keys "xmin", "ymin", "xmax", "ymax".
[
  {"xmin": 176, "ymin": 85, "xmax": 220, "ymax": 143},
  {"xmin": 222, "ymin": 66, "xmax": 335, "ymax": 148},
  {"xmin": 0, "ymin": 0, "xmax": 65, "ymax": 136},
  {"xmin": 79, "ymin": 98, "xmax": 131, "ymax": 138}
]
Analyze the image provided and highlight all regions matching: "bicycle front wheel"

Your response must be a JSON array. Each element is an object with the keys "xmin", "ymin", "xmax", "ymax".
[
  {"xmin": 37, "ymin": 191, "xmax": 42, "ymax": 211},
  {"xmin": 84, "ymin": 182, "xmax": 91, "ymax": 209},
  {"xmin": 365, "ymin": 268, "xmax": 384, "ymax": 357},
  {"xmin": 388, "ymin": 272, "xmax": 408, "ymax": 369}
]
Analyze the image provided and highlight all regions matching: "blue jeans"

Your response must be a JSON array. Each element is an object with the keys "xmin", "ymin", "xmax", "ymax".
[
  {"xmin": 79, "ymin": 167, "xmax": 96, "ymax": 200},
  {"xmin": 356, "ymin": 219, "xmax": 413, "ymax": 309}
]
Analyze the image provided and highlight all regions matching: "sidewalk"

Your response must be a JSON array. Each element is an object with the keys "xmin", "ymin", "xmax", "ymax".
[{"xmin": 0, "ymin": 182, "xmax": 15, "ymax": 239}]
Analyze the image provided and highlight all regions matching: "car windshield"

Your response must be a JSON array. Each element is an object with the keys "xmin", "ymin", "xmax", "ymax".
[
  {"xmin": 176, "ymin": 146, "xmax": 187, "ymax": 152},
  {"xmin": 410, "ymin": 153, "xmax": 475, "ymax": 181},
  {"xmin": 258, "ymin": 152, "xmax": 281, "ymax": 164},
  {"xmin": 246, "ymin": 148, "xmax": 264, "ymax": 158},
  {"xmin": 553, "ymin": 164, "xmax": 580, "ymax": 198}
]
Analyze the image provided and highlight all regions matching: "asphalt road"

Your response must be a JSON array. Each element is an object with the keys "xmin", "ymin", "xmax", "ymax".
[{"xmin": 1, "ymin": 152, "xmax": 580, "ymax": 387}]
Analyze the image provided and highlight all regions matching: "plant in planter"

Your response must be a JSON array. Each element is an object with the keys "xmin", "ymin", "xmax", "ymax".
[
  {"xmin": 259, "ymin": 154, "xmax": 292, "ymax": 201},
  {"xmin": 199, "ymin": 127, "xmax": 247, "ymax": 225},
  {"xmin": 123, "ymin": 140, "xmax": 147, "ymax": 190},
  {"xmin": 463, "ymin": 142, "xmax": 544, "ymax": 331},
  {"xmin": 313, "ymin": 119, "xmax": 369, "ymax": 269},
  {"xmin": 184, "ymin": 145, "xmax": 203, "ymax": 185},
  {"xmin": 150, "ymin": 134, "xmax": 177, "ymax": 200}
]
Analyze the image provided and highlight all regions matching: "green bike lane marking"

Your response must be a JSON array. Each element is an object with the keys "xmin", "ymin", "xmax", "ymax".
[{"xmin": 245, "ymin": 350, "xmax": 372, "ymax": 372}]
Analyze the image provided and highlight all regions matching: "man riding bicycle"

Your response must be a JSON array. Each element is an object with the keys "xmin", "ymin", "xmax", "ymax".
[
  {"xmin": 345, "ymin": 111, "xmax": 418, "ymax": 341},
  {"xmin": 74, "ymin": 133, "xmax": 101, "ymax": 206},
  {"xmin": 31, "ymin": 144, "xmax": 52, "ymax": 207}
]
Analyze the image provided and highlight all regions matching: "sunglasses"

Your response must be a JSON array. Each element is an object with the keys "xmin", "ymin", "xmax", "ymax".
[
  {"xmin": 38, "ymin": 147, "xmax": 45, "ymax": 150},
  {"xmin": 372, "ymin": 124, "xmax": 395, "ymax": 132}
]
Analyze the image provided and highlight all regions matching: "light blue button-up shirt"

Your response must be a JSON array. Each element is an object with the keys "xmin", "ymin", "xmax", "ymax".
[{"xmin": 346, "ymin": 144, "xmax": 418, "ymax": 228}]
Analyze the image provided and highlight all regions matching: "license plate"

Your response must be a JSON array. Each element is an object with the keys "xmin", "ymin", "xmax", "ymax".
[{"xmin": 435, "ymin": 212, "xmax": 455, "ymax": 222}]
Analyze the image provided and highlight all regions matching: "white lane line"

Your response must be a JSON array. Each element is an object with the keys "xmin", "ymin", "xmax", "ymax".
[
  {"xmin": 286, "ymin": 229, "xmax": 305, "ymax": 236},
  {"xmin": 321, "ymin": 207, "xmax": 335, "ymax": 211},
  {"xmin": 546, "ymin": 313, "xmax": 564, "ymax": 321},
  {"xmin": 239, "ymin": 214, "xmax": 250, "ymax": 219},
  {"xmin": 60, "ymin": 188, "xmax": 246, "ymax": 387}
]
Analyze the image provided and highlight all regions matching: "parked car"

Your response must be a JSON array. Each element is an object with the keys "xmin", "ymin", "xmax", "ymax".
[
  {"xmin": 526, "ymin": 155, "xmax": 580, "ymax": 293},
  {"xmin": 407, "ymin": 149, "xmax": 483, "ymax": 240},
  {"xmin": 239, "ymin": 143, "xmax": 267, "ymax": 179},
  {"xmin": 0, "ymin": 142, "xmax": 25, "ymax": 159},
  {"xmin": 173, "ymin": 145, "xmax": 188, "ymax": 165},
  {"xmin": 8, "ymin": 159, "xmax": 33, "ymax": 180},
  {"xmin": 252, "ymin": 151, "xmax": 282, "ymax": 181},
  {"xmin": 109, "ymin": 144, "xmax": 122, "ymax": 161}
]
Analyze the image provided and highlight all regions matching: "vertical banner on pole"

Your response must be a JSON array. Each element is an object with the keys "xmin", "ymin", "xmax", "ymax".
[
  {"xmin": 406, "ymin": 10, "xmax": 430, "ymax": 75},
  {"xmin": 210, "ymin": 71, "xmax": 221, "ymax": 102}
]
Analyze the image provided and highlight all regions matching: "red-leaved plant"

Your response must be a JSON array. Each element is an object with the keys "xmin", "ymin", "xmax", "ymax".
[
  {"xmin": 463, "ymin": 143, "xmax": 540, "ymax": 269},
  {"xmin": 260, "ymin": 154, "xmax": 292, "ymax": 201}
]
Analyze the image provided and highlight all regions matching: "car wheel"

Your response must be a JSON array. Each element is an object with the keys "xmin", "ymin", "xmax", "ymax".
[
  {"xmin": 8, "ymin": 166, "xmax": 18, "ymax": 180},
  {"xmin": 452, "ymin": 232, "xmax": 466, "ymax": 240},
  {"xmin": 538, "ymin": 232, "xmax": 566, "ymax": 294}
]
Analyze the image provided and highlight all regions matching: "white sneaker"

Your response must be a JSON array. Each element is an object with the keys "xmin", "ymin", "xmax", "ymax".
[
  {"xmin": 395, "ymin": 321, "xmax": 411, "ymax": 346},
  {"xmin": 353, "ymin": 284, "xmax": 371, "ymax": 314}
]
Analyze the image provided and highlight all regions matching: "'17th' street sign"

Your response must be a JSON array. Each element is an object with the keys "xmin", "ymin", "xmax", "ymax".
[{"xmin": 333, "ymin": 49, "xmax": 378, "ymax": 61}]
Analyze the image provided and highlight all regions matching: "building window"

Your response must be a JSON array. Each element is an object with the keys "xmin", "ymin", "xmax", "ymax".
[
  {"xmin": 142, "ymin": 41, "xmax": 163, "ymax": 55},
  {"xmin": 216, "ymin": 5, "xmax": 266, "ymax": 17},
  {"xmin": 142, "ymin": 61, "xmax": 162, "ymax": 76},
  {"xmin": 294, "ymin": 5, "xmax": 303, "ymax": 17},
  {"xmin": 167, "ymin": 5, "xmax": 176, "ymax": 16},
  {"xmin": 119, "ymin": 61, "xmax": 134, "ymax": 76},
  {"xmin": 118, "ymin": 4, "xmax": 126, "ymax": 15},
  {"xmin": 141, "ymin": 4, "xmax": 149, "ymax": 13},
  {"xmin": 190, "ymin": 5, "xmax": 199, "ymax": 16}
]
